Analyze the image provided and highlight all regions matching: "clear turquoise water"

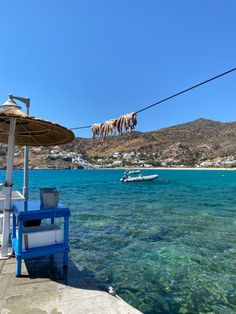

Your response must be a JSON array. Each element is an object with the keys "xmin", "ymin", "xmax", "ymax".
[{"xmin": 1, "ymin": 169, "xmax": 236, "ymax": 314}]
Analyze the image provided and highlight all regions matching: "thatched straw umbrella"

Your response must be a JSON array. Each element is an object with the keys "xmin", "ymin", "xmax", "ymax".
[{"xmin": 0, "ymin": 98, "xmax": 74, "ymax": 257}]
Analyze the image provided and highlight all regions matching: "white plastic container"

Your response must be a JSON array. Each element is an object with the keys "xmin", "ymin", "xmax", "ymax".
[{"xmin": 22, "ymin": 224, "xmax": 64, "ymax": 250}]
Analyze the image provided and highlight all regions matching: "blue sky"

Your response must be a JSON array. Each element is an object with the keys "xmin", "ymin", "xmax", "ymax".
[{"xmin": 0, "ymin": 1, "xmax": 236, "ymax": 138}]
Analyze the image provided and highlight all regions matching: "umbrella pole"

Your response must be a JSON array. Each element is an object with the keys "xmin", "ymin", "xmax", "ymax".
[
  {"xmin": 23, "ymin": 147, "xmax": 29, "ymax": 201},
  {"xmin": 1, "ymin": 118, "xmax": 16, "ymax": 257},
  {"xmin": 7, "ymin": 95, "xmax": 30, "ymax": 202},
  {"xmin": 23, "ymin": 100, "xmax": 30, "ymax": 201}
]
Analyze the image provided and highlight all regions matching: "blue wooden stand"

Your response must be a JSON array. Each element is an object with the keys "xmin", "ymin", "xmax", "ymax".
[{"xmin": 12, "ymin": 200, "xmax": 70, "ymax": 276}]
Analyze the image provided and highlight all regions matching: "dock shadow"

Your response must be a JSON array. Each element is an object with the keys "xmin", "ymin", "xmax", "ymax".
[{"xmin": 24, "ymin": 255, "xmax": 107, "ymax": 292}]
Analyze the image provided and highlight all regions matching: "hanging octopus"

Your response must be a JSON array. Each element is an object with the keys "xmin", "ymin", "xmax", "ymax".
[
  {"xmin": 100, "ymin": 119, "xmax": 117, "ymax": 139},
  {"xmin": 117, "ymin": 112, "xmax": 137, "ymax": 136},
  {"xmin": 91, "ymin": 123, "xmax": 102, "ymax": 138}
]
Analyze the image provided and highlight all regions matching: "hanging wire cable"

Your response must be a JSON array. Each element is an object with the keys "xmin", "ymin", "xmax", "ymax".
[
  {"xmin": 71, "ymin": 125, "xmax": 92, "ymax": 130},
  {"xmin": 135, "ymin": 67, "xmax": 236, "ymax": 114},
  {"xmin": 70, "ymin": 67, "xmax": 236, "ymax": 130}
]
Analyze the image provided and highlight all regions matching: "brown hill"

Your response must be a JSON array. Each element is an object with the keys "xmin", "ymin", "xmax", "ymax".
[
  {"xmin": 63, "ymin": 118, "xmax": 236, "ymax": 167},
  {"xmin": 73, "ymin": 119, "xmax": 236, "ymax": 157},
  {"xmin": 0, "ymin": 118, "xmax": 236, "ymax": 169}
]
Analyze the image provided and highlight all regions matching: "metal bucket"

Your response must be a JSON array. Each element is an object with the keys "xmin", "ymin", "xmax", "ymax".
[{"xmin": 40, "ymin": 188, "xmax": 60, "ymax": 208}]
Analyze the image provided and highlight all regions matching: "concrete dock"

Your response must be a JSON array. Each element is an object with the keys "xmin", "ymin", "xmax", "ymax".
[{"xmin": 0, "ymin": 255, "xmax": 142, "ymax": 314}]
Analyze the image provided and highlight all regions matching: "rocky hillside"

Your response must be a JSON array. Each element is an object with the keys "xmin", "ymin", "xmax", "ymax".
[{"xmin": 0, "ymin": 118, "xmax": 236, "ymax": 169}]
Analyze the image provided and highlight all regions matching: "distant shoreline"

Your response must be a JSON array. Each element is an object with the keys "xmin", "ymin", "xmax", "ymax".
[
  {"xmin": 1, "ymin": 167, "xmax": 235, "ymax": 171},
  {"xmin": 147, "ymin": 167, "xmax": 236, "ymax": 171},
  {"xmin": 92, "ymin": 167, "xmax": 236, "ymax": 171}
]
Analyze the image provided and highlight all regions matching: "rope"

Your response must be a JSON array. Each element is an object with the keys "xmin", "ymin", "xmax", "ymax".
[{"xmin": 70, "ymin": 67, "xmax": 236, "ymax": 130}]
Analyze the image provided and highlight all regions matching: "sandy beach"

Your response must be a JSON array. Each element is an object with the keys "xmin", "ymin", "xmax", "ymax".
[{"xmin": 148, "ymin": 167, "xmax": 236, "ymax": 171}]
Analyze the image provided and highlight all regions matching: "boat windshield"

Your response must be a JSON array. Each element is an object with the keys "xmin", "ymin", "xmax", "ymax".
[{"xmin": 124, "ymin": 170, "xmax": 140, "ymax": 175}]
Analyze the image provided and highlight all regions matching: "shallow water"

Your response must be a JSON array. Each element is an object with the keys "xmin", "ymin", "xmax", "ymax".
[{"xmin": 1, "ymin": 169, "xmax": 236, "ymax": 313}]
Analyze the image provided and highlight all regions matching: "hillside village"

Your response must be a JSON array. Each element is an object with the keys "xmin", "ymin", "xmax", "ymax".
[{"xmin": 0, "ymin": 118, "xmax": 236, "ymax": 169}]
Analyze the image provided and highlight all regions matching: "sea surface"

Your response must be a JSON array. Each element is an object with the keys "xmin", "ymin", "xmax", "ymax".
[{"xmin": 1, "ymin": 169, "xmax": 236, "ymax": 314}]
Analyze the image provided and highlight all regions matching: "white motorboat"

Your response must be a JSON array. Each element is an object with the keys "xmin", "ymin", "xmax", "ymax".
[{"xmin": 120, "ymin": 170, "xmax": 159, "ymax": 183}]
